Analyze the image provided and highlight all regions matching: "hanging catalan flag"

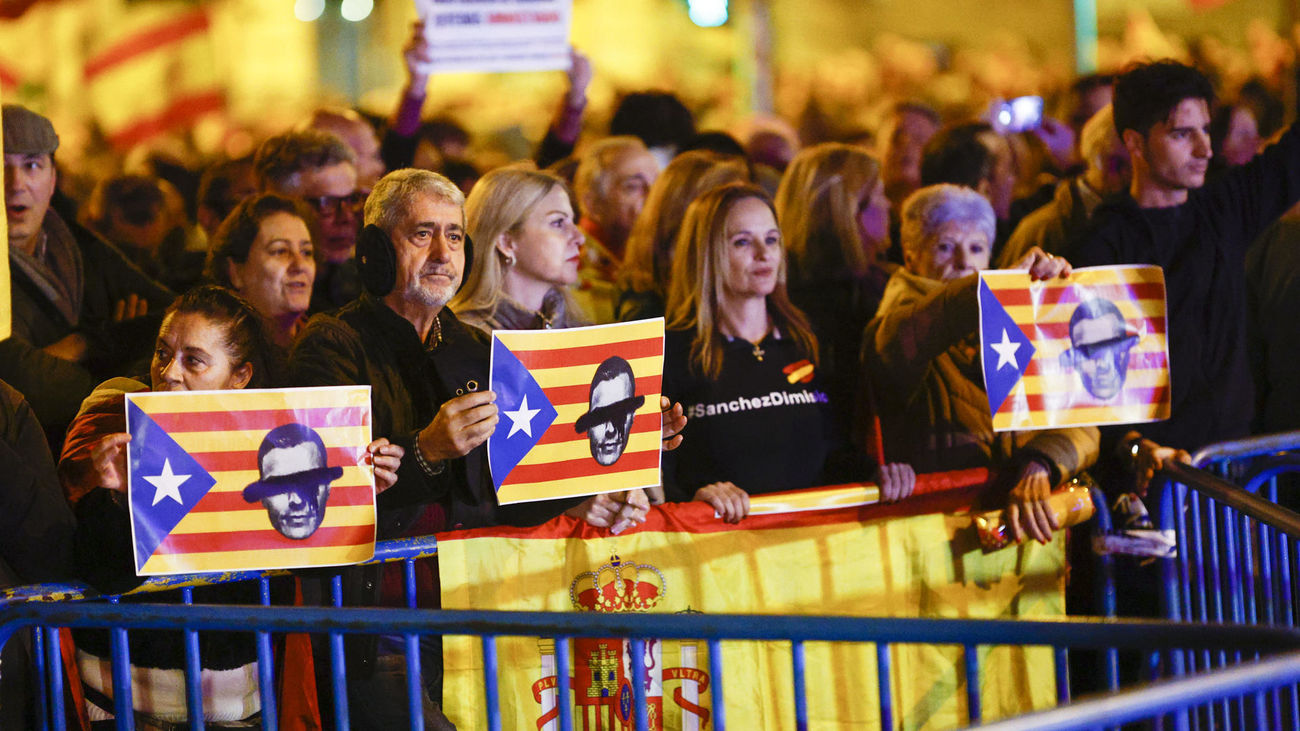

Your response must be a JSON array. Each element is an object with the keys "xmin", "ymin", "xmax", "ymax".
[
  {"xmin": 488, "ymin": 319, "xmax": 665, "ymax": 505},
  {"xmin": 978, "ymin": 264, "xmax": 1170, "ymax": 432},
  {"xmin": 125, "ymin": 386, "xmax": 376, "ymax": 576}
]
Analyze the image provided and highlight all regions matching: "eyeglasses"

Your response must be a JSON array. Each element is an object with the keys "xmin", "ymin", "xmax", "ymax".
[{"xmin": 304, "ymin": 192, "xmax": 366, "ymax": 218}]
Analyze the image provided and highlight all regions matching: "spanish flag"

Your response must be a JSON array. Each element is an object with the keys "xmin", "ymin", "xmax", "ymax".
[
  {"xmin": 978, "ymin": 265, "xmax": 1170, "ymax": 432},
  {"xmin": 488, "ymin": 319, "xmax": 664, "ymax": 505},
  {"xmin": 439, "ymin": 479, "xmax": 1064, "ymax": 730},
  {"xmin": 125, "ymin": 386, "xmax": 375, "ymax": 575},
  {"xmin": 82, "ymin": 1, "xmax": 224, "ymax": 150}
]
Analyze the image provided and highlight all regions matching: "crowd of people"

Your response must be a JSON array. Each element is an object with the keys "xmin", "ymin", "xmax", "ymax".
[{"xmin": 3, "ymin": 17, "xmax": 1300, "ymax": 728}]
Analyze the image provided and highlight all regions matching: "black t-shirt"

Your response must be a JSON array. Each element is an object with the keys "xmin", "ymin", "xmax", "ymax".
[{"xmin": 661, "ymin": 328, "xmax": 832, "ymax": 501}]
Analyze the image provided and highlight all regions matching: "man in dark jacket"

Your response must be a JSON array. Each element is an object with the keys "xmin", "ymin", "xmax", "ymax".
[
  {"xmin": 291, "ymin": 169, "xmax": 649, "ymax": 729},
  {"xmin": 1072, "ymin": 60, "xmax": 1300, "ymax": 477},
  {"xmin": 2, "ymin": 104, "xmax": 173, "ymax": 447}
]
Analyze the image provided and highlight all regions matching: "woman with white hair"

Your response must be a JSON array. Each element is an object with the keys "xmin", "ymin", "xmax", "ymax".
[
  {"xmin": 451, "ymin": 167, "xmax": 587, "ymax": 331},
  {"xmin": 863, "ymin": 183, "xmax": 1099, "ymax": 543}
]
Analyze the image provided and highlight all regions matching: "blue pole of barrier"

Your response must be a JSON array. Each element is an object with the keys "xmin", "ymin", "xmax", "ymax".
[
  {"xmin": 44, "ymin": 625, "xmax": 65, "ymax": 731},
  {"xmin": 876, "ymin": 642, "xmax": 893, "ymax": 730},
  {"xmin": 33, "ymin": 626, "xmax": 50, "ymax": 731},
  {"xmin": 791, "ymin": 639, "xmax": 807, "ymax": 731},
  {"xmin": 708, "ymin": 638, "xmax": 725, "ymax": 731},
  {"xmin": 403, "ymin": 558, "xmax": 423, "ymax": 731},
  {"xmin": 482, "ymin": 635, "xmax": 501, "ymax": 731},
  {"xmin": 965, "ymin": 644, "xmax": 981, "ymax": 723},
  {"xmin": 255, "ymin": 577, "xmax": 276, "ymax": 731},
  {"xmin": 180, "ymin": 587, "xmax": 204, "ymax": 731},
  {"xmin": 556, "ymin": 636, "xmax": 573, "ymax": 731},
  {"xmin": 630, "ymin": 638, "xmax": 649, "ymax": 731},
  {"xmin": 330, "ymin": 574, "xmax": 349, "ymax": 730},
  {"xmin": 1054, "ymin": 647, "xmax": 1069, "ymax": 705},
  {"xmin": 109, "ymin": 623, "xmax": 135, "ymax": 730}
]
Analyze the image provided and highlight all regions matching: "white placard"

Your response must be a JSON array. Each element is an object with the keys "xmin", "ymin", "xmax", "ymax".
[{"xmin": 415, "ymin": 0, "xmax": 573, "ymax": 74}]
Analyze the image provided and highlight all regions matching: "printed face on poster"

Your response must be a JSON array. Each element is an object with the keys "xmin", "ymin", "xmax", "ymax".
[
  {"xmin": 125, "ymin": 386, "xmax": 376, "ymax": 575},
  {"xmin": 488, "ymin": 319, "xmax": 665, "ymax": 505},
  {"xmin": 977, "ymin": 265, "xmax": 1171, "ymax": 431},
  {"xmin": 413, "ymin": 0, "xmax": 573, "ymax": 74}
]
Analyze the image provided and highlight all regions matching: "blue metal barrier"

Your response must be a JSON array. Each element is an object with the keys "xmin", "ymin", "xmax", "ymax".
[
  {"xmin": 6, "ymin": 599, "xmax": 1300, "ymax": 731},
  {"xmin": 1090, "ymin": 430, "xmax": 1300, "ymax": 730}
]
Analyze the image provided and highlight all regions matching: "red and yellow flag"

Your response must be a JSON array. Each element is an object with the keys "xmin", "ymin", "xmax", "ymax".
[
  {"xmin": 978, "ymin": 265, "xmax": 1170, "ymax": 431},
  {"xmin": 439, "ymin": 479, "xmax": 1064, "ymax": 730},
  {"xmin": 83, "ymin": 1, "xmax": 224, "ymax": 150},
  {"xmin": 125, "ymin": 386, "xmax": 375, "ymax": 575},
  {"xmin": 488, "ymin": 320, "xmax": 664, "ymax": 505}
]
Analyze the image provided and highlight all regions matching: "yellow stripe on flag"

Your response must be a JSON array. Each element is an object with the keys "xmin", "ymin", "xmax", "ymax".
[
  {"xmin": 499, "ymin": 469, "xmax": 662, "ymax": 502},
  {"xmin": 204, "ymin": 468, "xmax": 372, "ymax": 492},
  {"xmin": 170, "ymin": 426, "xmax": 371, "ymax": 454},
  {"xmin": 1001, "ymin": 299, "xmax": 1167, "ymax": 324},
  {"xmin": 993, "ymin": 403, "xmax": 1168, "ymax": 429},
  {"xmin": 515, "ymin": 433, "xmax": 662, "ymax": 466},
  {"xmin": 530, "ymin": 356, "xmax": 663, "ymax": 389},
  {"xmin": 981, "ymin": 265, "xmax": 1166, "ymax": 288},
  {"xmin": 127, "ymin": 386, "xmax": 370, "ymax": 414},
  {"xmin": 496, "ymin": 319, "xmax": 664, "ymax": 350},
  {"xmin": 140, "ymin": 544, "xmax": 374, "ymax": 574},
  {"xmin": 1014, "ymin": 369, "xmax": 1170, "ymax": 394},
  {"xmin": 550, "ymin": 398, "xmax": 660, "ymax": 425},
  {"xmin": 168, "ymin": 505, "xmax": 376, "ymax": 535}
]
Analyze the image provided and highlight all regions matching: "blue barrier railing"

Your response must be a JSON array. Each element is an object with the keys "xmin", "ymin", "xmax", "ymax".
[
  {"xmin": 1089, "ymin": 430, "xmax": 1300, "ymax": 730},
  {"xmin": 974, "ymin": 649, "xmax": 1300, "ymax": 731},
  {"xmin": 7, "ymin": 600, "xmax": 1300, "ymax": 731}
]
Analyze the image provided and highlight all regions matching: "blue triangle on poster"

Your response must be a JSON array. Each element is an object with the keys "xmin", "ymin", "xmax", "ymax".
[
  {"xmin": 979, "ymin": 278, "xmax": 1036, "ymax": 416},
  {"xmin": 126, "ymin": 400, "xmax": 217, "ymax": 572},
  {"xmin": 488, "ymin": 339, "xmax": 558, "ymax": 491}
]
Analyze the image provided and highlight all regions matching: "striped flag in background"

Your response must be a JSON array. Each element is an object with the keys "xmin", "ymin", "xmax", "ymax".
[
  {"xmin": 83, "ymin": 2, "xmax": 224, "ymax": 150},
  {"xmin": 125, "ymin": 386, "xmax": 375, "ymax": 576},
  {"xmin": 978, "ymin": 264, "xmax": 1170, "ymax": 432},
  {"xmin": 488, "ymin": 319, "xmax": 664, "ymax": 505}
]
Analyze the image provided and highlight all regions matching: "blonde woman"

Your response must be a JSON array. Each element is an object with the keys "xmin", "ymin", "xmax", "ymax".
[
  {"xmin": 451, "ymin": 167, "xmax": 586, "ymax": 331},
  {"xmin": 615, "ymin": 150, "xmax": 751, "ymax": 321},
  {"xmin": 661, "ymin": 183, "xmax": 834, "ymax": 521},
  {"xmin": 775, "ymin": 143, "xmax": 894, "ymax": 480}
]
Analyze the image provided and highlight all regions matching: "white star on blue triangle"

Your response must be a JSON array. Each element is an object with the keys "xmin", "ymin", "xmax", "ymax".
[
  {"xmin": 488, "ymin": 338, "xmax": 558, "ymax": 490},
  {"xmin": 126, "ymin": 400, "xmax": 217, "ymax": 572},
  {"xmin": 978, "ymin": 278, "xmax": 1036, "ymax": 416}
]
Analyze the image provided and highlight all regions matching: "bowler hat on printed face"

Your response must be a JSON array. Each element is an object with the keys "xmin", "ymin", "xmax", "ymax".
[{"xmin": 242, "ymin": 422, "xmax": 344, "ymax": 502}]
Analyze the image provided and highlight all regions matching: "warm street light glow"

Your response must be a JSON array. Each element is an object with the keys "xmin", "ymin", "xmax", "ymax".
[
  {"xmin": 688, "ymin": 0, "xmax": 727, "ymax": 27},
  {"xmin": 294, "ymin": 0, "xmax": 325, "ymax": 22},
  {"xmin": 340, "ymin": 0, "xmax": 374, "ymax": 22}
]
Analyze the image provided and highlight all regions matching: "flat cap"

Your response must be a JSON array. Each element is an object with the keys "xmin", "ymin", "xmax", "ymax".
[{"xmin": 2, "ymin": 104, "xmax": 59, "ymax": 156}]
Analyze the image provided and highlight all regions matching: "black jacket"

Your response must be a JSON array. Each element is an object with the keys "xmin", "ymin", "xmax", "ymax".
[{"xmin": 1073, "ymin": 120, "xmax": 1300, "ymax": 452}]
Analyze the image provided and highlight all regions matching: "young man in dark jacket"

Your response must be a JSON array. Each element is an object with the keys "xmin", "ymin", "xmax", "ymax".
[{"xmin": 1072, "ymin": 60, "xmax": 1300, "ymax": 488}]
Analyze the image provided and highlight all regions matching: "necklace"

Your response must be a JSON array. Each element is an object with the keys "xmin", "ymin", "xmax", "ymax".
[{"xmin": 751, "ymin": 341, "xmax": 765, "ymax": 361}]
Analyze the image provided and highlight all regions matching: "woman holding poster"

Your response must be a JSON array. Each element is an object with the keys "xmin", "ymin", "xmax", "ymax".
[
  {"xmin": 862, "ymin": 184, "xmax": 1098, "ymax": 544},
  {"xmin": 660, "ymin": 183, "xmax": 912, "ymax": 522},
  {"xmin": 58, "ymin": 286, "xmax": 404, "ymax": 729}
]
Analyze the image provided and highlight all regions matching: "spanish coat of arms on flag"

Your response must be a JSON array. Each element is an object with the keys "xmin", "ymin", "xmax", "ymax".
[
  {"xmin": 977, "ymin": 264, "xmax": 1170, "ymax": 431},
  {"xmin": 488, "ymin": 319, "xmax": 665, "ymax": 505},
  {"xmin": 125, "ymin": 386, "xmax": 376, "ymax": 575}
]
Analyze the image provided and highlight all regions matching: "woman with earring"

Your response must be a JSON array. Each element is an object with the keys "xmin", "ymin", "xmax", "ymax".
[{"xmin": 451, "ymin": 167, "xmax": 586, "ymax": 332}]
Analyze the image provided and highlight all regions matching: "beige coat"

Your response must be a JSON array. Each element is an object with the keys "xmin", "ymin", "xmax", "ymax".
[{"xmin": 862, "ymin": 267, "xmax": 1099, "ymax": 485}]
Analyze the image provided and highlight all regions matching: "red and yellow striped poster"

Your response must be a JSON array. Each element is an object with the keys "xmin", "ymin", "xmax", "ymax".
[
  {"xmin": 0, "ymin": 88, "xmax": 8, "ymax": 342},
  {"xmin": 978, "ymin": 265, "xmax": 1170, "ymax": 431},
  {"xmin": 488, "ymin": 319, "xmax": 664, "ymax": 505},
  {"xmin": 125, "ymin": 386, "xmax": 375, "ymax": 575},
  {"xmin": 439, "ymin": 480, "xmax": 1064, "ymax": 730}
]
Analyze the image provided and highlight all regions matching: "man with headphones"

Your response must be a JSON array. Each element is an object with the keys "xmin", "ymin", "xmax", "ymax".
[{"xmin": 290, "ymin": 168, "xmax": 650, "ymax": 729}]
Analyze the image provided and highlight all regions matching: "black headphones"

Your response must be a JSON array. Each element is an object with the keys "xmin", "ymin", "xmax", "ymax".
[{"xmin": 356, "ymin": 223, "xmax": 474, "ymax": 298}]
